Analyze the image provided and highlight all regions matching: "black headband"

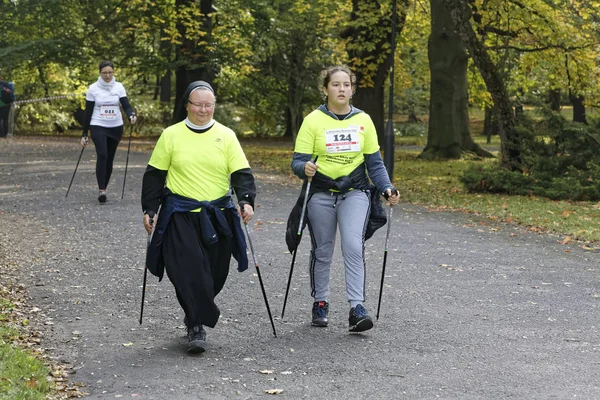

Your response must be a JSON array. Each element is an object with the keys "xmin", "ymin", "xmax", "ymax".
[{"xmin": 183, "ymin": 80, "xmax": 214, "ymax": 101}]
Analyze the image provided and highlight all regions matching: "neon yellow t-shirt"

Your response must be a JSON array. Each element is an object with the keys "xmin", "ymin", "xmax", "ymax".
[
  {"xmin": 148, "ymin": 121, "xmax": 250, "ymax": 202},
  {"xmin": 294, "ymin": 109, "xmax": 380, "ymax": 179}
]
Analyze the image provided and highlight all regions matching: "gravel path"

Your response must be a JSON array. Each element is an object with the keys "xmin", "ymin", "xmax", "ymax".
[{"xmin": 1, "ymin": 136, "xmax": 598, "ymax": 399}]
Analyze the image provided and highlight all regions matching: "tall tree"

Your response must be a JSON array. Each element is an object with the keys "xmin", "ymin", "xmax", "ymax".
[
  {"xmin": 422, "ymin": 0, "xmax": 492, "ymax": 159},
  {"xmin": 213, "ymin": 0, "xmax": 346, "ymax": 139},
  {"xmin": 440, "ymin": 0, "xmax": 521, "ymax": 170},
  {"xmin": 344, "ymin": 0, "xmax": 409, "ymax": 144},
  {"xmin": 173, "ymin": 0, "xmax": 216, "ymax": 122}
]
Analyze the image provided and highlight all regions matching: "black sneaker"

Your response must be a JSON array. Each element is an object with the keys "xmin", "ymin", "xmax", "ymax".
[
  {"xmin": 348, "ymin": 304, "xmax": 373, "ymax": 332},
  {"xmin": 187, "ymin": 325, "xmax": 206, "ymax": 354},
  {"xmin": 98, "ymin": 190, "xmax": 107, "ymax": 203},
  {"xmin": 311, "ymin": 301, "xmax": 329, "ymax": 327}
]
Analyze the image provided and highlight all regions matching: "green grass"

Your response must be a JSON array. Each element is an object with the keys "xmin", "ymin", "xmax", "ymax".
[
  {"xmin": 394, "ymin": 151, "xmax": 600, "ymax": 241},
  {"xmin": 0, "ymin": 299, "xmax": 52, "ymax": 400},
  {"xmin": 243, "ymin": 144, "xmax": 600, "ymax": 243},
  {"xmin": 243, "ymin": 145, "xmax": 295, "ymax": 176}
]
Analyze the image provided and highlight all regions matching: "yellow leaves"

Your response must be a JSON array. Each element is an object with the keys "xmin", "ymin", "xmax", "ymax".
[
  {"xmin": 293, "ymin": 3, "xmax": 312, "ymax": 14},
  {"xmin": 560, "ymin": 236, "xmax": 572, "ymax": 245},
  {"xmin": 265, "ymin": 388, "xmax": 284, "ymax": 395}
]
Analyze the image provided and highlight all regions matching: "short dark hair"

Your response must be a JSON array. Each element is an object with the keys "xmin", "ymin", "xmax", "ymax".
[{"xmin": 99, "ymin": 60, "xmax": 114, "ymax": 72}]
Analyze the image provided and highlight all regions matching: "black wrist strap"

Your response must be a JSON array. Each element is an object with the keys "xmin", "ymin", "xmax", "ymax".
[{"xmin": 144, "ymin": 210, "xmax": 156, "ymax": 218}]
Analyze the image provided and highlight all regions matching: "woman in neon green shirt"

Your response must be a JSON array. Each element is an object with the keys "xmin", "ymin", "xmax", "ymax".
[
  {"xmin": 291, "ymin": 65, "xmax": 399, "ymax": 333},
  {"xmin": 141, "ymin": 81, "xmax": 256, "ymax": 353}
]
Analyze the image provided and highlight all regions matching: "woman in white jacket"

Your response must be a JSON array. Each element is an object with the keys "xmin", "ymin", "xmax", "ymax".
[{"xmin": 80, "ymin": 60, "xmax": 137, "ymax": 203}]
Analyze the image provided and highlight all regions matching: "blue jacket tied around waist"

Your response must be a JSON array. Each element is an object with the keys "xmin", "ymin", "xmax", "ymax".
[{"xmin": 145, "ymin": 193, "xmax": 249, "ymax": 281}]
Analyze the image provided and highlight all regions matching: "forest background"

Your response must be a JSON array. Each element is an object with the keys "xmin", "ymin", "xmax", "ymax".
[
  {"xmin": 2, "ymin": 1, "xmax": 600, "ymax": 397},
  {"xmin": 2, "ymin": 0, "xmax": 600, "ymax": 240}
]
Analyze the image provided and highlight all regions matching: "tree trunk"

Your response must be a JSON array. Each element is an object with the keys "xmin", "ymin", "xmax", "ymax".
[
  {"xmin": 422, "ymin": 0, "xmax": 492, "ymax": 160},
  {"xmin": 570, "ymin": 94, "xmax": 587, "ymax": 124},
  {"xmin": 285, "ymin": 33, "xmax": 310, "ymax": 142},
  {"xmin": 407, "ymin": 109, "xmax": 420, "ymax": 123},
  {"xmin": 153, "ymin": 76, "xmax": 160, "ymax": 101},
  {"xmin": 160, "ymin": 71, "xmax": 171, "ymax": 103},
  {"xmin": 353, "ymin": 83, "xmax": 387, "ymax": 144},
  {"xmin": 38, "ymin": 66, "xmax": 49, "ymax": 99},
  {"xmin": 514, "ymin": 88, "xmax": 524, "ymax": 122},
  {"xmin": 172, "ymin": 0, "xmax": 215, "ymax": 123},
  {"xmin": 549, "ymin": 88, "xmax": 561, "ymax": 111},
  {"xmin": 483, "ymin": 106, "xmax": 499, "ymax": 144},
  {"xmin": 159, "ymin": 28, "xmax": 172, "ymax": 104},
  {"xmin": 345, "ymin": 0, "xmax": 409, "ymax": 145},
  {"xmin": 441, "ymin": 0, "xmax": 521, "ymax": 170}
]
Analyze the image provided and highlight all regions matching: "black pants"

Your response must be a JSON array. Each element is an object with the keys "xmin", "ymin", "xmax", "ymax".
[
  {"xmin": 90, "ymin": 125, "xmax": 123, "ymax": 190},
  {"xmin": 162, "ymin": 212, "xmax": 233, "ymax": 329},
  {"xmin": 0, "ymin": 105, "xmax": 9, "ymax": 137}
]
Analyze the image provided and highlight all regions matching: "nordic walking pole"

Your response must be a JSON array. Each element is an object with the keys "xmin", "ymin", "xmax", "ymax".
[
  {"xmin": 121, "ymin": 124, "xmax": 133, "ymax": 199},
  {"xmin": 376, "ymin": 205, "xmax": 394, "ymax": 320},
  {"xmin": 65, "ymin": 146, "xmax": 85, "ymax": 197},
  {"xmin": 281, "ymin": 155, "xmax": 318, "ymax": 319},
  {"xmin": 281, "ymin": 247, "xmax": 299, "ymax": 319},
  {"xmin": 244, "ymin": 222, "xmax": 277, "ymax": 337},
  {"xmin": 138, "ymin": 249, "xmax": 149, "ymax": 324},
  {"xmin": 139, "ymin": 212, "xmax": 156, "ymax": 324}
]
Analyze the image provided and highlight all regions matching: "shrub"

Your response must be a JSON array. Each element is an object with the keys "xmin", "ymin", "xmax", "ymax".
[
  {"xmin": 131, "ymin": 100, "xmax": 173, "ymax": 136},
  {"xmin": 395, "ymin": 121, "xmax": 427, "ymax": 137},
  {"xmin": 461, "ymin": 111, "xmax": 600, "ymax": 201}
]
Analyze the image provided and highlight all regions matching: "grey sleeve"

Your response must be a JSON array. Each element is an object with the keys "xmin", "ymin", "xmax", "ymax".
[
  {"xmin": 364, "ymin": 151, "xmax": 394, "ymax": 194},
  {"xmin": 291, "ymin": 152, "xmax": 312, "ymax": 179}
]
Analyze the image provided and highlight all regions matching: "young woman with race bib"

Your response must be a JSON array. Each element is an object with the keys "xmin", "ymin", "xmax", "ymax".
[{"xmin": 290, "ymin": 65, "xmax": 400, "ymax": 333}]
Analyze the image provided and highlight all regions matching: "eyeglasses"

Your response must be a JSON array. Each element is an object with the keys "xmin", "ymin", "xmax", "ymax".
[
  {"xmin": 188, "ymin": 101, "xmax": 215, "ymax": 109},
  {"xmin": 101, "ymin": 71, "xmax": 114, "ymax": 76}
]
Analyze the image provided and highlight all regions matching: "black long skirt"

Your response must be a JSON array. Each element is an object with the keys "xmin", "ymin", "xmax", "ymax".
[{"xmin": 162, "ymin": 212, "xmax": 233, "ymax": 328}]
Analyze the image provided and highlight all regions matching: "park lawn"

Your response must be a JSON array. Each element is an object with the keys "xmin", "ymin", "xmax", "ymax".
[
  {"xmin": 0, "ymin": 298, "xmax": 52, "ymax": 399},
  {"xmin": 395, "ymin": 151, "xmax": 600, "ymax": 243},
  {"xmin": 243, "ymin": 144, "xmax": 600, "ymax": 244}
]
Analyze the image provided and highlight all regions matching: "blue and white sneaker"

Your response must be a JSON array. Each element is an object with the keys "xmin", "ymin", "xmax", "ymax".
[
  {"xmin": 348, "ymin": 304, "xmax": 373, "ymax": 332},
  {"xmin": 311, "ymin": 301, "xmax": 329, "ymax": 327}
]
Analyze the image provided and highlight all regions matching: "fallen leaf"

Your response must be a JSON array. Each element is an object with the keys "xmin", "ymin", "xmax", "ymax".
[
  {"xmin": 122, "ymin": 342, "xmax": 134, "ymax": 347},
  {"xmin": 560, "ymin": 236, "xmax": 572, "ymax": 245},
  {"xmin": 260, "ymin": 370, "xmax": 274, "ymax": 374},
  {"xmin": 264, "ymin": 389, "xmax": 283, "ymax": 395}
]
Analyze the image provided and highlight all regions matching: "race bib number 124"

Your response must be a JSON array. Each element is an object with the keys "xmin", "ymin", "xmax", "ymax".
[{"xmin": 325, "ymin": 127, "xmax": 361, "ymax": 153}]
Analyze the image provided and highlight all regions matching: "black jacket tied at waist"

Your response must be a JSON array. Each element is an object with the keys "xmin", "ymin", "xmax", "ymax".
[
  {"xmin": 285, "ymin": 163, "xmax": 387, "ymax": 253},
  {"xmin": 146, "ymin": 193, "xmax": 248, "ymax": 281}
]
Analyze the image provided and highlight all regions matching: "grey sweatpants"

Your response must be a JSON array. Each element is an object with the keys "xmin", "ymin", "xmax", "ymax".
[{"xmin": 306, "ymin": 189, "xmax": 370, "ymax": 306}]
